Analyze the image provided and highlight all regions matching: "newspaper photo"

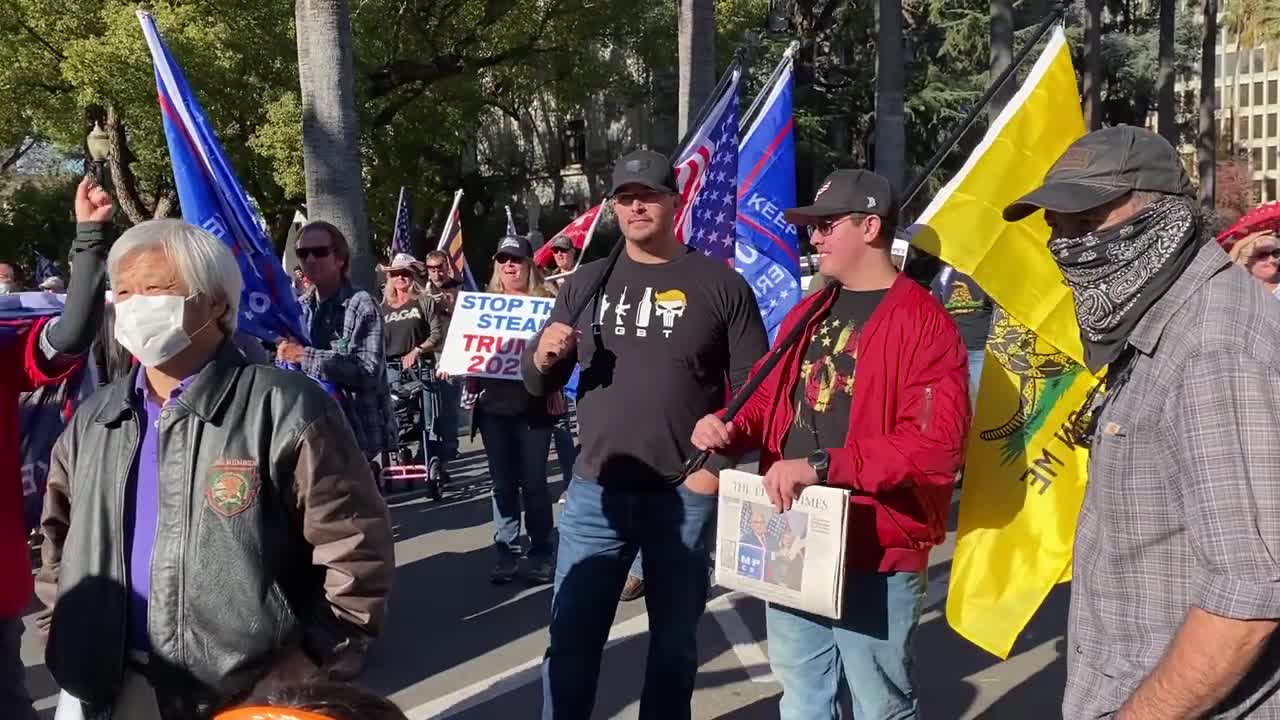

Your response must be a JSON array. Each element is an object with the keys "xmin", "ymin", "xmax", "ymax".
[{"xmin": 714, "ymin": 469, "xmax": 851, "ymax": 618}]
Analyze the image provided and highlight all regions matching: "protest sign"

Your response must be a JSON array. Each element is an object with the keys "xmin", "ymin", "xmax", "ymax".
[{"xmin": 439, "ymin": 291, "xmax": 555, "ymax": 380}]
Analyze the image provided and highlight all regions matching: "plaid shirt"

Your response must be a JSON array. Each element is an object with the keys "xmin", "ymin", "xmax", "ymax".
[
  {"xmin": 1066, "ymin": 241, "xmax": 1280, "ymax": 718},
  {"xmin": 300, "ymin": 281, "xmax": 396, "ymax": 456}
]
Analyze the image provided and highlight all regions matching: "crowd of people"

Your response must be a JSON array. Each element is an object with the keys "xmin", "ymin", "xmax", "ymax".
[{"xmin": 3, "ymin": 125, "xmax": 1280, "ymax": 720}]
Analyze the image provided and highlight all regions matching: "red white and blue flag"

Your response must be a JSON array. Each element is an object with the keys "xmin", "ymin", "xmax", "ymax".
[
  {"xmin": 674, "ymin": 66, "xmax": 741, "ymax": 261},
  {"xmin": 138, "ymin": 10, "xmax": 308, "ymax": 343},
  {"xmin": 390, "ymin": 186, "xmax": 413, "ymax": 257}
]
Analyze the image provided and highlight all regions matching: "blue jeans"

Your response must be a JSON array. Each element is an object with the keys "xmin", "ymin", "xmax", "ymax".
[
  {"xmin": 967, "ymin": 349, "xmax": 985, "ymax": 410},
  {"xmin": 767, "ymin": 570, "xmax": 927, "ymax": 720},
  {"xmin": 551, "ymin": 402, "xmax": 577, "ymax": 482},
  {"xmin": 477, "ymin": 413, "xmax": 554, "ymax": 557},
  {"xmin": 541, "ymin": 478, "xmax": 718, "ymax": 720}
]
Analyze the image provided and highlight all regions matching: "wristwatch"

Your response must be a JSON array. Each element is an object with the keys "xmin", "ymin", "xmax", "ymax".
[{"xmin": 807, "ymin": 450, "xmax": 830, "ymax": 485}]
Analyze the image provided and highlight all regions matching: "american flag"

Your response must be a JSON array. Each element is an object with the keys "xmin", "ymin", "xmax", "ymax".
[
  {"xmin": 674, "ymin": 68, "xmax": 741, "ymax": 262},
  {"xmin": 390, "ymin": 186, "xmax": 412, "ymax": 257},
  {"xmin": 35, "ymin": 254, "xmax": 60, "ymax": 284}
]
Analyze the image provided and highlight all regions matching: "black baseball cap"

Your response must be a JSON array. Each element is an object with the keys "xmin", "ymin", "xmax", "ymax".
[
  {"xmin": 1003, "ymin": 125, "xmax": 1194, "ymax": 222},
  {"xmin": 783, "ymin": 169, "xmax": 899, "ymax": 226},
  {"xmin": 494, "ymin": 235, "xmax": 532, "ymax": 260},
  {"xmin": 608, "ymin": 149, "xmax": 678, "ymax": 196}
]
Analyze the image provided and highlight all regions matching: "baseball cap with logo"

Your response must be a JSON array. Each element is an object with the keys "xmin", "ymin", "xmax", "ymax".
[
  {"xmin": 1003, "ymin": 125, "xmax": 1194, "ymax": 222},
  {"xmin": 549, "ymin": 234, "xmax": 575, "ymax": 251},
  {"xmin": 783, "ymin": 169, "xmax": 899, "ymax": 227},
  {"xmin": 608, "ymin": 149, "xmax": 679, "ymax": 196},
  {"xmin": 494, "ymin": 235, "xmax": 532, "ymax": 260}
]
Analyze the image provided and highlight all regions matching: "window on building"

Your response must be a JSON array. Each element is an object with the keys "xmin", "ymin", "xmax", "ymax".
[
  {"xmin": 561, "ymin": 119, "xmax": 586, "ymax": 166},
  {"xmin": 1216, "ymin": 88, "xmax": 1223, "ymax": 109},
  {"xmin": 1254, "ymin": 114, "xmax": 1264, "ymax": 138},
  {"xmin": 1225, "ymin": 52, "xmax": 1236, "ymax": 76},
  {"xmin": 1254, "ymin": 49, "xmax": 1266, "ymax": 74},
  {"xmin": 1270, "ymin": 113, "xmax": 1278, "ymax": 138},
  {"xmin": 1270, "ymin": 80, "xmax": 1278, "ymax": 105},
  {"xmin": 1269, "ymin": 145, "xmax": 1278, "ymax": 170},
  {"xmin": 1240, "ymin": 116, "xmax": 1250, "ymax": 140},
  {"xmin": 1255, "ymin": 82, "xmax": 1265, "ymax": 106},
  {"xmin": 1256, "ymin": 180, "xmax": 1265, "ymax": 202},
  {"xmin": 1252, "ymin": 147, "xmax": 1263, "ymax": 168},
  {"xmin": 1241, "ymin": 83, "xmax": 1250, "ymax": 107},
  {"xmin": 1227, "ymin": 86, "xmax": 1235, "ymax": 107},
  {"xmin": 1268, "ymin": 178, "xmax": 1278, "ymax": 202}
]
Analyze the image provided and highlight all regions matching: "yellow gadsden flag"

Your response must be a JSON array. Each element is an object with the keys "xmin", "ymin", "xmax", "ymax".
[{"xmin": 909, "ymin": 26, "xmax": 1101, "ymax": 659}]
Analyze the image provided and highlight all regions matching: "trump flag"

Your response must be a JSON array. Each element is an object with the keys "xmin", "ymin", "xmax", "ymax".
[
  {"xmin": 735, "ymin": 48, "xmax": 801, "ymax": 341},
  {"xmin": 138, "ymin": 10, "xmax": 308, "ymax": 343}
]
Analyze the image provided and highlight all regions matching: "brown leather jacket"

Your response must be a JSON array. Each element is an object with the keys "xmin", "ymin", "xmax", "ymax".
[{"xmin": 35, "ymin": 340, "xmax": 394, "ymax": 715}]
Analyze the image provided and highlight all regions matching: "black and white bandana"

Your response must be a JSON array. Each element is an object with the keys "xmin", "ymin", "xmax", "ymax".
[{"xmin": 1047, "ymin": 195, "xmax": 1203, "ymax": 372}]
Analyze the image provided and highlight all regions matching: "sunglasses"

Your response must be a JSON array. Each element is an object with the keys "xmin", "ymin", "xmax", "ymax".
[
  {"xmin": 495, "ymin": 254, "xmax": 525, "ymax": 265},
  {"xmin": 388, "ymin": 269, "xmax": 414, "ymax": 278},
  {"xmin": 613, "ymin": 189, "xmax": 672, "ymax": 207},
  {"xmin": 1253, "ymin": 248, "xmax": 1280, "ymax": 261},
  {"xmin": 805, "ymin": 215, "xmax": 857, "ymax": 237},
  {"xmin": 295, "ymin": 246, "xmax": 332, "ymax": 260},
  {"xmin": 425, "ymin": 264, "xmax": 447, "ymax": 271}
]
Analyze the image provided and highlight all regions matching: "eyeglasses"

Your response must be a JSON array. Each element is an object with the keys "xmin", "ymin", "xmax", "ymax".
[
  {"xmin": 613, "ymin": 189, "xmax": 671, "ymax": 207},
  {"xmin": 425, "ymin": 264, "xmax": 446, "ymax": 271},
  {"xmin": 295, "ymin": 246, "xmax": 331, "ymax": 260},
  {"xmin": 494, "ymin": 254, "xmax": 524, "ymax": 265},
  {"xmin": 1253, "ymin": 248, "xmax": 1280, "ymax": 261},
  {"xmin": 805, "ymin": 215, "xmax": 856, "ymax": 237},
  {"xmin": 552, "ymin": 247, "xmax": 573, "ymax": 253}
]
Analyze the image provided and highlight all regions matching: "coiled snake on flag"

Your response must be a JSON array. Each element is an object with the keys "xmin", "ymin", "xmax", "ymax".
[{"xmin": 980, "ymin": 308, "xmax": 1077, "ymax": 442}]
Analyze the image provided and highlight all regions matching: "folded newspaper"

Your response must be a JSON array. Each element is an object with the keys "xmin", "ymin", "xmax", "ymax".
[{"xmin": 714, "ymin": 469, "xmax": 851, "ymax": 618}]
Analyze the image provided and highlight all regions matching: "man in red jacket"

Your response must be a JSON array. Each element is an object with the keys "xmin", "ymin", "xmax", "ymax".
[
  {"xmin": 0, "ymin": 177, "xmax": 112, "ymax": 720},
  {"xmin": 692, "ymin": 169, "xmax": 970, "ymax": 720}
]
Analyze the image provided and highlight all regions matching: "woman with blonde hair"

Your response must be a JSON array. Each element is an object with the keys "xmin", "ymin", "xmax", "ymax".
[
  {"xmin": 471, "ymin": 235, "xmax": 560, "ymax": 584},
  {"xmin": 1228, "ymin": 231, "xmax": 1280, "ymax": 297}
]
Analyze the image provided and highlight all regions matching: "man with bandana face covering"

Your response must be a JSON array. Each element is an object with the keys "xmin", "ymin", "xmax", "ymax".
[{"xmin": 1005, "ymin": 125, "xmax": 1280, "ymax": 719}]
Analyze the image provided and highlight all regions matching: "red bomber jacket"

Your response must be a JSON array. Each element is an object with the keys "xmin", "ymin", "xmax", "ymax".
[{"xmin": 726, "ymin": 274, "xmax": 971, "ymax": 573}]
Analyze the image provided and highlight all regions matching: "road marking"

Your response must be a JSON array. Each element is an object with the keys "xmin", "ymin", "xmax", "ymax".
[
  {"xmin": 406, "ymin": 592, "xmax": 765, "ymax": 718},
  {"xmin": 708, "ymin": 593, "xmax": 774, "ymax": 683}
]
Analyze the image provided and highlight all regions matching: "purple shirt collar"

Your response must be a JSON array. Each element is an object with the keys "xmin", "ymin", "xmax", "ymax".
[{"xmin": 133, "ymin": 363, "xmax": 207, "ymax": 405}]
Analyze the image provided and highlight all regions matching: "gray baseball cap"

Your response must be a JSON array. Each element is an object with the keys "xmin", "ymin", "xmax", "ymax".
[
  {"xmin": 1003, "ymin": 125, "xmax": 1194, "ymax": 222},
  {"xmin": 608, "ymin": 149, "xmax": 678, "ymax": 196}
]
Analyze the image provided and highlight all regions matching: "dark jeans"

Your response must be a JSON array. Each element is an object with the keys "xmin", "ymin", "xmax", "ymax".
[
  {"xmin": 551, "ymin": 403, "xmax": 577, "ymax": 483},
  {"xmin": 433, "ymin": 378, "xmax": 461, "ymax": 463},
  {"xmin": 478, "ymin": 413, "xmax": 554, "ymax": 557},
  {"xmin": 0, "ymin": 617, "xmax": 37, "ymax": 720},
  {"xmin": 541, "ymin": 477, "xmax": 718, "ymax": 720}
]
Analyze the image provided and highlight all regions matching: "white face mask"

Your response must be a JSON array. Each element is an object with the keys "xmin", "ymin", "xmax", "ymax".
[{"xmin": 113, "ymin": 294, "xmax": 212, "ymax": 367}]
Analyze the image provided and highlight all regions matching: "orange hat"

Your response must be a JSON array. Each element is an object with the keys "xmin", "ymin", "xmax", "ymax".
[{"xmin": 214, "ymin": 707, "xmax": 335, "ymax": 720}]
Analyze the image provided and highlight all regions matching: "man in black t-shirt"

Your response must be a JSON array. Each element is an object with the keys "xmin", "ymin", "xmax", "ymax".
[
  {"xmin": 524, "ymin": 150, "xmax": 768, "ymax": 719},
  {"xmin": 691, "ymin": 169, "xmax": 969, "ymax": 720}
]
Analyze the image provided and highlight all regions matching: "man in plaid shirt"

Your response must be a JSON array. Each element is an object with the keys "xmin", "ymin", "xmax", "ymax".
[
  {"xmin": 278, "ymin": 221, "xmax": 396, "ymax": 463},
  {"xmin": 1005, "ymin": 126, "xmax": 1280, "ymax": 718}
]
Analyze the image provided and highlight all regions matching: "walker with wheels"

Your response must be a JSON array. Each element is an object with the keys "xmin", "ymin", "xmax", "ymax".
[{"xmin": 381, "ymin": 356, "xmax": 445, "ymax": 501}]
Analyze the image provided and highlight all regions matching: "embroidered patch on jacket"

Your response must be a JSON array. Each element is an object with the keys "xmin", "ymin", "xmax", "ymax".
[{"xmin": 206, "ymin": 460, "xmax": 260, "ymax": 518}]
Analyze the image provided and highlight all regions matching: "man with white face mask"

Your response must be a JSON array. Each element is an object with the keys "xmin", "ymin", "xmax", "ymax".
[{"xmin": 35, "ymin": 220, "xmax": 395, "ymax": 719}]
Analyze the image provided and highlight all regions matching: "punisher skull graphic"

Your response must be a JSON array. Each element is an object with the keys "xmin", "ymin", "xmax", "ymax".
[{"xmin": 654, "ymin": 289, "xmax": 688, "ymax": 329}]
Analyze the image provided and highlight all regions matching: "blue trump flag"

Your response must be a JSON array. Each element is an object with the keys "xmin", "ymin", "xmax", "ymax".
[
  {"xmin": 138, "ymin": 11, "xmax": 308, "ymax": 344},
  {"xmin": 735, "ymin": 48, "xmax": 800, "ymax": 341}
]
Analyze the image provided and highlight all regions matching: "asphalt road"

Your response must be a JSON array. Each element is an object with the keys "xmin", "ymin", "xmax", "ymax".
[{"xmin": 21, "ymin": 435, "xmax": 1071, "ymax": 719}]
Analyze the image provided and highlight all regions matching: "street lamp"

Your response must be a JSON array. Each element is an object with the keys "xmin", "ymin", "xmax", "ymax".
[{"xmin": 85, "ymin": 120, "xmax": 111, "ymax": 185}]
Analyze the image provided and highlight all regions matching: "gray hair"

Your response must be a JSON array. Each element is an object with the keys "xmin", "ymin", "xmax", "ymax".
[{"xmin": 107, "ymin": 219, "xmax": 242, "ymax": 332}]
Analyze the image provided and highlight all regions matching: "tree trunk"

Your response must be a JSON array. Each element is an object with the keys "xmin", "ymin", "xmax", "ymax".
[
  {"xmin": 1083, "ymin": 0, "xmax": 1104, "ymax": 130},
  {"xmin": 105, "ymin": 105, "xmax": 151, "ymax": 226},
  {"xmin": 1157, "ymin": 0, "xmax": 1177, "ymax": 145},
  {"xmin": 990, "ymin": 0, "xmax": 1014, "ymax": 122},
  {"xmin": 677, "ymin": 0, "xmax": 716, "ymax": 138},
  {"xmin": 1197, "ymin": 0, "xmax": 1217, "ymax": 211},
  {"xmin": 875, "ymin": 0, "xmax": 906, "ymax": 192},
  {"xmin": 296, "ymin": 0, "xmax": 374, "ymax": 290}
]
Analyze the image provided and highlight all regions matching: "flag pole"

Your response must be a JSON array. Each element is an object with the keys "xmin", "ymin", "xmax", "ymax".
[
  {"xmin": 740, "ymin": 42, "xmax": 799, "ymax": 133},
  {"xmin": 900, "ymin": 3, "xmax": 1067, "ymax": 210},
  {"xmin": 436, "ymin": 189, "xmax": 464, "ymax": 251}
]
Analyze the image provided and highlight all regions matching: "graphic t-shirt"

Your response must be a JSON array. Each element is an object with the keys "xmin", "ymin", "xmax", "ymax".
[
  {"xmin": 382, "ymin": 298, "xmax": 430, "ymax": 358},
  {"xmin": 931, "ymin": 268, "xmax": 992, "ymax": 351},
  {"xmin": 782, "ymin": 289, "xmax": 888, "ymax": 460},
  {"xmin": 528, "ymin": 249, "xmax": 769, "ymax": 489}
]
